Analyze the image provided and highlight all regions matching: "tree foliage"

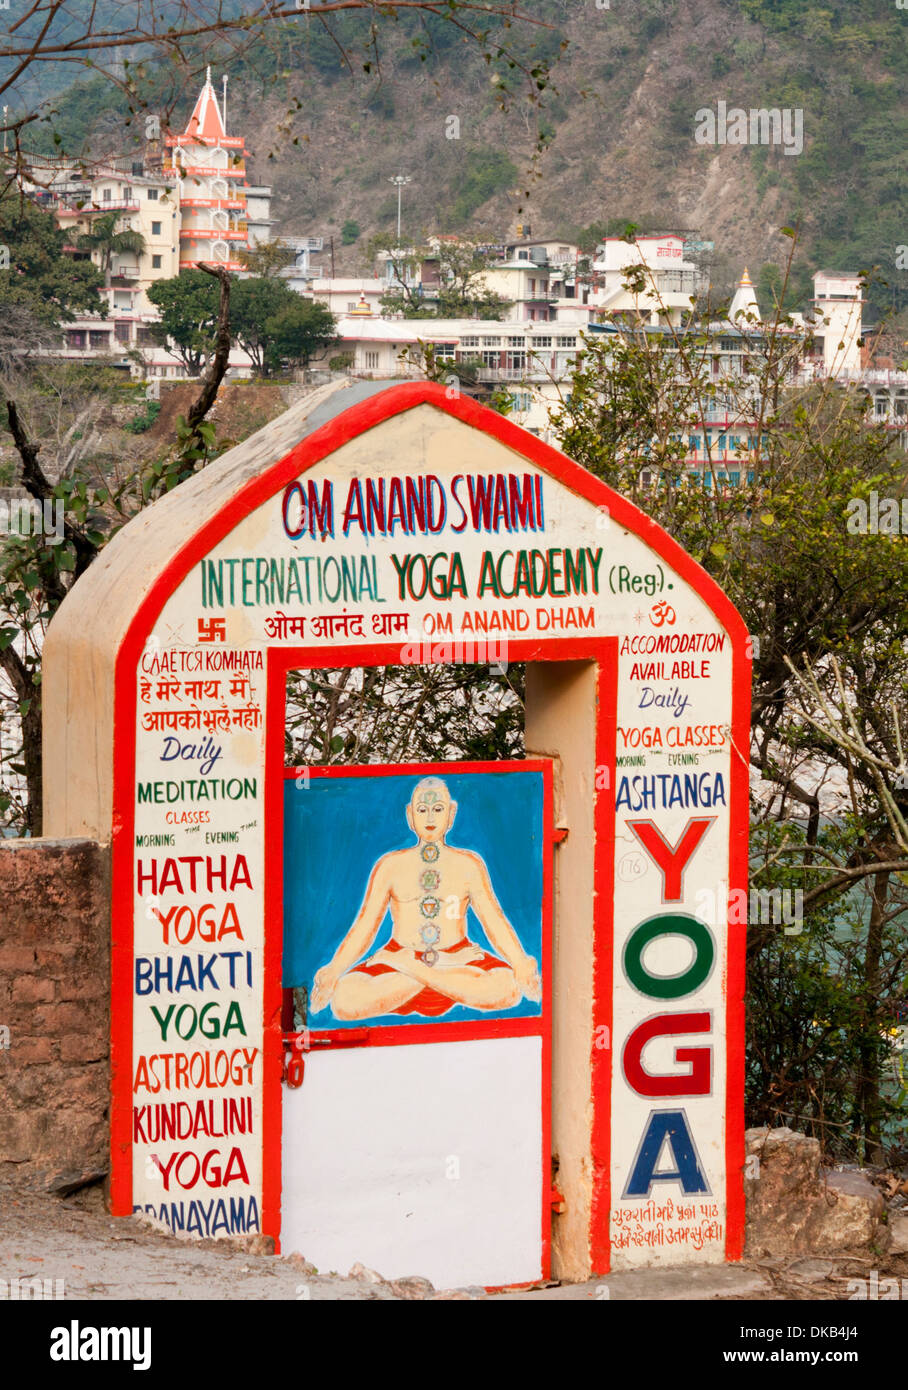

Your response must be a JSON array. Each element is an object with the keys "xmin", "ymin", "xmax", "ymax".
[
  {"xmin": 231, "ymin": 277, "xmax": 335, "ymax": 375},
  {"xmin": 146, "ymin": 268, "xmax": 220, "ymax": 374},
  {"xmin": 0, "ymin": 191, "xmax": 102, "ymax": 327}
]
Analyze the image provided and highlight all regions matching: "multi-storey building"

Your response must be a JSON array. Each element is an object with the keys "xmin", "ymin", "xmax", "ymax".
[
  {"xmin": 29, "ymin": 161, "xmax": 180, "ymax": 355},
  {"xmin": 590, "ymin": 233, "xmax": 705, "ymax": 326},
  {"xmin": 328, "ymin": 315, "xmax": 585, "ymax": 435},
  {"xmin": 21, "ymin": 72, "xmax": 272, "ymax": 372}
]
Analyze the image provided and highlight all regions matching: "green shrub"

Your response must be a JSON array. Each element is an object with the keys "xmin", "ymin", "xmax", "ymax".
[{"xmin": 124, "ymin": 399, "xmax": 162, "ymax": 434}]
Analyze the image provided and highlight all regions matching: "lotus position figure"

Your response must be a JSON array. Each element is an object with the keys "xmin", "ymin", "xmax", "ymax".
[{"xmin": 310, "ymin": 777, "xmax": 542, "ymax": 1020}]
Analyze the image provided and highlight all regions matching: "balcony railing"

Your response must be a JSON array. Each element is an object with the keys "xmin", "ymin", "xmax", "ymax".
[
  {"xmin": 472, "ymin": 366, "xmax": 551, "ymax": 383},
  {"xmin": 82, "ymin": 199, "xmax": 139, "ymax": 212},
  {"xmin": 179, "ymin": 228, "xmax": 247, "ymax": 241},
  {"xmin": 179, "ymin": 198, "xmax": 246, "ymax": 210},
  {"xmin": 168, "ymin": 164, "xmax": 245, "ymax": 179}
]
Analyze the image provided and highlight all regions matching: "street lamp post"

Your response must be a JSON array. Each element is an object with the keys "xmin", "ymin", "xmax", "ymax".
[{"xmin": 389, "ymin": 174, "xmax": 411, "ymax": 244}]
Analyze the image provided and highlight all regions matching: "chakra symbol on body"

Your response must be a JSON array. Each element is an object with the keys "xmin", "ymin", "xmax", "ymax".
[{"xmin": 419, "ymin": 842, "xmax": 442, "ymax": 963}]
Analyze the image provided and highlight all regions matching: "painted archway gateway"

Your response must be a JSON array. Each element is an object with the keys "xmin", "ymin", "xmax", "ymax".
[{"xmin": 43, "ymin": 379, "xmax": 750, "ymax": 1282}]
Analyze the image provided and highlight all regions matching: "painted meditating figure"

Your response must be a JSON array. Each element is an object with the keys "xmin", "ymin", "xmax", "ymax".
[{"xmin": 310, "ymin": 777, "xmax": 542, "ymax": 1020}]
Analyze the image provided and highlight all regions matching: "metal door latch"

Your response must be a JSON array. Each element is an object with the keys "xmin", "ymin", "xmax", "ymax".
[{"xmin": 281, "ymin": 1029, "xmax": 370, "ymax": 1086}]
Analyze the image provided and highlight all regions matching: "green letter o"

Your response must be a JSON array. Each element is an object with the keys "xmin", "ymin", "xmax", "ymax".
[{"xmin": 623, "ymin": 913, "xmax": 714, "ymax": 999}]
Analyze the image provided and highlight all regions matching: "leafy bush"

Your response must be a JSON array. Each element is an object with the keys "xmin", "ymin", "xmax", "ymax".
[{"xmin": 123, "ymin": 400, "xmax": 161, "ymax": 434}]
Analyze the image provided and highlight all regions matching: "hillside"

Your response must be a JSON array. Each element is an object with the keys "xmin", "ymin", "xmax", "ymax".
[{"xmin": 15, "ymin": 0, "xmax": 908, "ymax": 314}]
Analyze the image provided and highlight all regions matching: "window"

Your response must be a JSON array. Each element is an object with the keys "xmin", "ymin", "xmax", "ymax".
[
  {"xmin": 556, "ymin": 336, "xmax": 576, "ymax": 347},
  {"xmin": 364, "ymin": 350, "xmax": 380, "ymax": 370},
  {"xmin": 482, "ymin": 336, "xmax": 500, "ymax": 346},
  {"xmin": 89, "ymin": 331, "xmax": 110, "ymax": 348},
  {"xmin": 510, "ymin": 392, "xmax": 531, "ymax": 412},
  {"xmin": 152, "ymin": 254, "xmax": 162, "ymax": 269},
  {"xmin": 151, "ymin": 221, "xmax": 162, "ymax": 236},
  {"xmin": 533, "ymin": 336, "xmax": 552, "ymax": 348},
  {"xmin": 461, "ymin": 336, "xmax": 479, "ymax": 347},
  {"xmin": 434, "ymin": 343, "xmax": 455, "ymax": 360},
  {"xmin": 347, "ymin": 302, "xmax": 358, "ymax": 312},
  {"xmin": 147, "ymin": 188, "xmax": 159, "ymax": 200},
  {"xmin": 688, "ymin": 435, "xmax": 701, "ymax": 453},
  {"xmin": 115, "ymin": 322, "xmax": 131, "ymax": 344},
  {"xmin": 103, "ymin": 188, "xmax": 112, "ymax": 201},
  {"xmin": 507, "ymin": 336, "xmax": 524, "ymax": 347}
]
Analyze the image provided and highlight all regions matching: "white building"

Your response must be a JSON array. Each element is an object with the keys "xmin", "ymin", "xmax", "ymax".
[
  {"xmin": 809, "ymin": 270, "xmax": 864, "ymax": 377},
  {"xmin": 332, "ymin": 316, "xmax": 585, "ymax": 438},
  {"xmin": 245, "ymin": 186, "xmax": 276, "ymax": 248},
  {"xmin": 307, "ymin": 278, "xmax": 385, "ymax": 317},
  {"xmin": 23, "ymin": 158, "xmax": 180, "ymax": 351},
  {"xmin": 591, "ymin": 234, "xmax": 704, "ymax": 326}
]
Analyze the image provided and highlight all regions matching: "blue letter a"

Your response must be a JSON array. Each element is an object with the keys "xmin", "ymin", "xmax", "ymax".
[{"xmin": 623, "ymin": 1109, "xmax": 710, "ymax": 1197}]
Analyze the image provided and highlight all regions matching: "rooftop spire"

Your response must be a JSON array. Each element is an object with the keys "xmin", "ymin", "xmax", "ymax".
[
  {"xmin": 729, "ymin": 265, "xmax": 760, "ymax": 322},
  {"xmin": 184, "ymin": 69, "xmax": 227, "ymax": 142}
]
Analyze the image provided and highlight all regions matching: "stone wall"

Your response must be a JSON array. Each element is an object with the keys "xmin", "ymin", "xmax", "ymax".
[{"xmin": 0, "ymin": 838, "xmax": 110, "ymax": 1184}]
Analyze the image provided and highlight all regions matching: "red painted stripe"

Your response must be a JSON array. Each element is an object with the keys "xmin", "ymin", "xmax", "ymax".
[
  {"xmin": 724, "ymin": 640, "xmax": 751, "ymax": 1260},
  {"xmin": 589, "ymin": 643, "xmax": 618, "ymax": 1274}
]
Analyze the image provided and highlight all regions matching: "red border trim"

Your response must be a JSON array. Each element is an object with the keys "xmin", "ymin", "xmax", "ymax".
[{"xmin": 108, "ymin": 381, "xmax": 749, "ymax": 1275}]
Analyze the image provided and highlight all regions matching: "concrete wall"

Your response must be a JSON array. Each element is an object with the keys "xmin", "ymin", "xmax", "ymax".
[{"xmin": 0, "ymin": 838, "xmax": 110, "ymax": 1182}]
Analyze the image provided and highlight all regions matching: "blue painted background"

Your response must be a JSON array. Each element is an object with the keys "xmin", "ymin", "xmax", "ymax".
[{"xmin": 283, "ymin": 768, "xmax": 544, "ymax": 1028}]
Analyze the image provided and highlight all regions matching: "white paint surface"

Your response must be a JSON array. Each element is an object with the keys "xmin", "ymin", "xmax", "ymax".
[{"xmin": 282, "ymin": 1035, "xmax": 543, "ymax": 1289}]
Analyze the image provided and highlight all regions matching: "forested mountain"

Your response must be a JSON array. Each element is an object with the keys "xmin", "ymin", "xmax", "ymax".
[{"xmin": 9, "ymin": 0, "xmax": 908, "ymax": 314}]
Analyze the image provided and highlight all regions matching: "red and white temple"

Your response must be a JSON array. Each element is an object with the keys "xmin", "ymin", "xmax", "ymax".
[{"xmin": 164, "ymin": 67, "xmax": 248, "ymax": 272}]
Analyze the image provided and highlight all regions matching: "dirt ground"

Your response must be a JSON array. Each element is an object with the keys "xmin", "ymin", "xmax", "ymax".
[
  {"xmin": 145, "ymin": 381, "xmax": 297, "ymax": 451},
  {"xmin": 1, "ymin": 1179, "xmax": 906, "ymax": 1302}
]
